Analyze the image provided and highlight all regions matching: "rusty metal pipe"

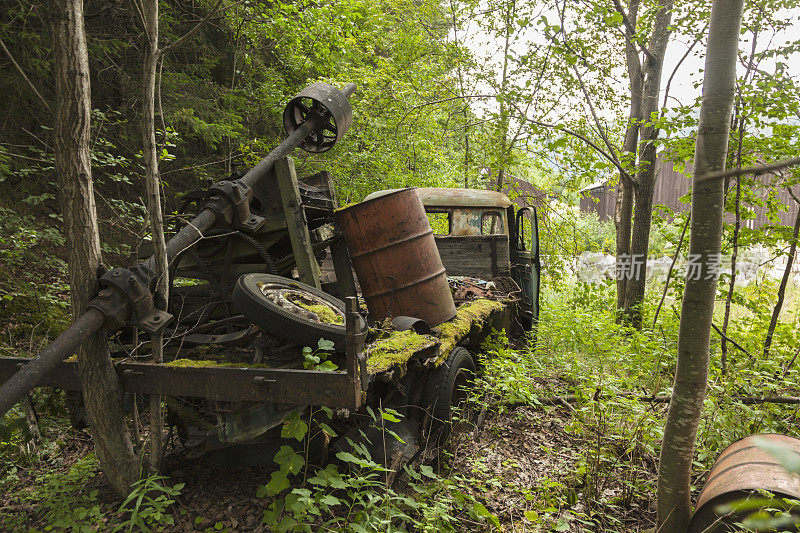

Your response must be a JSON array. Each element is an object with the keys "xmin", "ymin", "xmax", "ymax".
[
  {"xmin": 0, "ymin": 308, "xmax": 105, "ymax": 415},
  {"xmin": 241, "ymin": 112, "xmax": 320, "ymax": 187},
  {"xmin": 148, "ymin": 206, "xmax": 218, "ymax": 269},
  {"xmin": 0, "ymin": 83, "xmax": 357, "ymax": 416}
]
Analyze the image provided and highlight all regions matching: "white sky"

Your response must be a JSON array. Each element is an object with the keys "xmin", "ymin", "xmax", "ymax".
[
  {"xmin": 460, "ymin": 4, "xmax": 800, "ymax": 120},
  {"xmin": 663, "ymin": 8, "xmax": 800, "ymax": 108}
]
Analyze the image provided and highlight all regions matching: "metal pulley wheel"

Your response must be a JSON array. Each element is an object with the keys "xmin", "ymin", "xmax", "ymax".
[{"xmin": 283, "ymin": 82, "xmax": 353, "ymax": 153}]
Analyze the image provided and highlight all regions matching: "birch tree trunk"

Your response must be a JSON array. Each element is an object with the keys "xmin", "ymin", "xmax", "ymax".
[
  {"xmin": 141, "ymin": 0, "xmax": 169, "ymax": 473},
  {"xmin": 656, "ymin": 1, "xmax": 743, "ymax": 530},
  {"xmin": 50, "ymin": 0, "xmax": 138, "ymax": 496}
]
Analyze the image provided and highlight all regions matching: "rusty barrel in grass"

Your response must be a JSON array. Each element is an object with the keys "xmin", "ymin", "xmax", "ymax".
[
  {"xmin": 336, "ymin": 187, "xmax": 456, "ymax": 326},
  {"xmin": 689, "ymin": 433, "xmax": 800, "ymax": 532}
]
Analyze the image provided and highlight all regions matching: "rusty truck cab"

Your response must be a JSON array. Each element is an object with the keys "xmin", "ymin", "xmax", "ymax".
[{"xmin": 414, "ymin": 188, "xmax": 512, "ymax": 279}]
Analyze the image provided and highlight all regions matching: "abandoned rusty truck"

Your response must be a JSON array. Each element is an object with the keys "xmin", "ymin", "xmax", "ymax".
[{"xmin": 0, "ymin": 82, "xmax": 540, "ymax": 464}]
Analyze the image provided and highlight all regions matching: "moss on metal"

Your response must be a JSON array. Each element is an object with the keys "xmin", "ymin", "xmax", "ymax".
[
  {"xmin": 366, "ymin": 329, "xmax": 437, "ymax": 374},
  {"xmin": 365, "ymin": 299, "xmax": 504, "ymax": 373},
  {"xmin": 288, "ymin": 298, "xmax": 343, "ymax": 325},
  {"xmin": 432, "ymin": 298, "xmax": 504, "ymax": 365},
  {"xmin": 164, "ymin": 358, "xmax": 272, "ymax": 369},
  {"xmin": 164, "ymin": 299, "xmax": 504, "ymax": 374},
  {"xmin": 165, "ymin": 358, "xmax": 222, "ymax": 368}
]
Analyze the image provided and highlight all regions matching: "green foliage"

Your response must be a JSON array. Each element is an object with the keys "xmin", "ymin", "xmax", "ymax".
[
  {"xmin": 1, "ymin": 453, "xmax": 184, "ymax": 532},
  {"xmin": 24, "ymin": 454, "xmax": 103, "ymax": 532},
  {"xmin": 464, "ymin": 276, "xmax": 800, "ymax": 530},
  {"xmin": 258, "ymin": 406, "xmax": 500, "ymax": 532},
  {"xmin": 0, "ymin": 407, "xmax": 35, "ymax": 467},
  {"xmin": 302, "ymin": 339, "xmax": 338, "ymax": 371},
  {"xmin": 117, "ymin": 474, "xmax": 184, "ymax": 532},
  {"xmin": 0, "ymin": 206, "xmax": 71, "ymax": 341}
]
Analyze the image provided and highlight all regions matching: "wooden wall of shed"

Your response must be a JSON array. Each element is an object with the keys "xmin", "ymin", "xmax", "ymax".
[{"xmin": 580, "ymin": 155, "xmax": 799, "ymax": 228}]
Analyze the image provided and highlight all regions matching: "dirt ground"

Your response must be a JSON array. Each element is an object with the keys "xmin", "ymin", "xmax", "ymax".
[{"xmin": 449, "ymin": 406, "xmax": 657, "ymax": 532}]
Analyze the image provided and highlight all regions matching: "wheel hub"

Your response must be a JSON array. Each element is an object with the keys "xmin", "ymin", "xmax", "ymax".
[{"xmin": 257, "ymin": 282, "xmax": 345, "ymax": 326}]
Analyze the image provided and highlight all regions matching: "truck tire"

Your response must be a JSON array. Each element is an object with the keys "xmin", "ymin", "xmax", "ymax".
[
  {"xmin": 231, "ymin": 273, "xmax": 355, "ymax": 351},
  {"xmin": 422, "ymin": 347, "xmax": 476, "ymax": 436}
]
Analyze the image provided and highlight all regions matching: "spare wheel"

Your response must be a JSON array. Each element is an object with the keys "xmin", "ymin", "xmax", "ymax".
[{"xmin": 232, "ymin": 273, "xmax": 361, "ymax": 351}]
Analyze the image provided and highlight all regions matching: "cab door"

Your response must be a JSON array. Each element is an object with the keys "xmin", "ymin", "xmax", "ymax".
[{"xmin": 512, "ymin": 207, "xmax": 541, "ymax": 328}]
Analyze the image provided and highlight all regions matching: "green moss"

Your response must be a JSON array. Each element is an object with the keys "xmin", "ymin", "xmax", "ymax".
[
  {"xmin": 432, "ymin": 299, "xmax": 505, "ymax": 365},
  {"xmin": 364, "ymin": 299, "xmax": 505, "ymax": 373},
  {"xmin": 335, "ymin": 202, "xmax": 357, "ymax": 212},
  {"xmin": 219, "ymin": 362, "xmax": 271, "ymax": 369},
  {"xmin": 165, "ymin": 358, "xmax": 274, "ymax": 369},
  {"xmin": 286, "ymin": 294, "xmax": 344, "ymax": 325},
  {"xmin": 366, "ymin": 329, "xmax": 437, "ymax": 374},
  {"xmin": 165, "ymin": 358, "xmax": 222, "ymax": 368}
]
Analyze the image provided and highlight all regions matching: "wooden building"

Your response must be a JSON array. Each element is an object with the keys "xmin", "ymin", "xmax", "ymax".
[{"xmin": 579, "ymin": 155, "xmax": 798, "ymax": 228}]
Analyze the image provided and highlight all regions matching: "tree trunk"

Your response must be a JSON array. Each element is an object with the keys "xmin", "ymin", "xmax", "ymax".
[
  {"xmin": 462, "ymin": 106, "xmax": 469, "ymax": 188},
  {"xmin": 763, "ymin": 190, "xmax": 800, "ymax": 357},
  {"xmin": 623, "ymin": 167, "xmax": 655, "ymax": 327},
  {"xmin": 615, "ymin": 180, "xmax": 634, "ymax": 311},
  {"xmin": 494, "ymin": 0, "xmax": 514, "ymax": 193},
  {"xmin": 615, "ymin": 0, "xmax": 641, "ymax": 313},
  {"xmin": 657, "ymin": 1, "xmax": 743, "ymax": 530},
  {"xmin": 721, "ymin": 126, "xmax": 744, "ymax": 373},
  {"xmin": 50, "ymin": 0, "xmax": 138, "ymax": 496},
  {"xmin": 622, "ymin": 0, "xmax": 674, "ymax": 327},
  {"xmin": 141, "ymin": 0, "xmax": 169, "ymax": 473}
]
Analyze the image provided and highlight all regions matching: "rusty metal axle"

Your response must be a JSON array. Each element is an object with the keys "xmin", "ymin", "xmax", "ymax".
[{"xmin": 0, "ymin": 83, "xmax": 356, "ymax": 416}]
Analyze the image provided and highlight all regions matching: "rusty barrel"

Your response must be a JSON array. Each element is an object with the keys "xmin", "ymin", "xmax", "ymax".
[
  {"xmin": 336, "ymin": 188, "xmax": 456, "ymax": 326},
  {"xmin": 689, "ymin": 433, "xmax": 800, "ymax": 532}
]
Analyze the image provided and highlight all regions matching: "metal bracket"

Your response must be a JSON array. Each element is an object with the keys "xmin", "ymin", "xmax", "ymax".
[
  {"xmin": 207, "ymin": 180, "xmax": 266, "ymax": 232},
  {"xmin": 88, "ymin": 267, "xmax": 173, "ymax": 334}
]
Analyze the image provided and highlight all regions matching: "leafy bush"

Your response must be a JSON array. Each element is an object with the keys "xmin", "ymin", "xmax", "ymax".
[
  {"xmin": 259, "ymin": 406, "xmax": 501, "ymax": 532},
  {"xmin": 117, "ymin": 474, "xmax": 184, "ymax": 532},
  {"xmin": 9, "ymin": 454, "xmax": 106, "ymax": 532}
]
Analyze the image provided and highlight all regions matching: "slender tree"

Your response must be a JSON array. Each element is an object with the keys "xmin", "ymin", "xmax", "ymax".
[
  {"xmin": 763, "ymin": 188, "xmax": 800, "ymax": 357},
  {"xmin": 137, "ymin": 0, "xmax": 169, "ymax": 473},
  {"xmin": 494, "ymin": 0, "xmax": 514, "ymax": 192},
  {"xmin": 50, "ymin": 0, "xmax": 138, "ymax": 496},
  {"xmin": 619, "ymin": 0, "xmax": 674, "ymax": 326},
  {"xmin": 543, "ymin": 0, "xmax": 675, "ymax": 325},
  {"xmin": 657, "ymin": 0, "xmax": 744, "ymax": 530}
]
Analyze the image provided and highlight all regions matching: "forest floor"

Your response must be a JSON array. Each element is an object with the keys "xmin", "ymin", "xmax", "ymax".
[
  {"xmin": 7, "ymin": 282, "xmax": 794, "ymax": 532},
  {"xmin": 0, "ymin": 396, "xmax": 659, "ymax": 532}
]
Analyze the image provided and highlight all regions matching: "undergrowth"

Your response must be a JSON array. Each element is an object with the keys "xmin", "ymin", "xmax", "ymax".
[
  {"xmin": 2, "ymin": 277, "xmax": 800, "ymax": 532},
  {"xmin": 465, "ymin": 278, "xmax": 800, "ymax": 531}
]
